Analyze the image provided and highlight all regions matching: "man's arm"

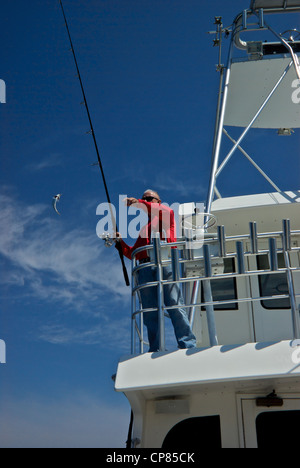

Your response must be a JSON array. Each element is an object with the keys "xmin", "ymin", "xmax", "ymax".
[{"xmin": 115, "ymin": 232, "xmax": 134, "ymax": 260}]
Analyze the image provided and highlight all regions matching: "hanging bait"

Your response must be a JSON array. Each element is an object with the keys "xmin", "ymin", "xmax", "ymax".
[{"xmin": 52, "ymin": 194, "xmax": 62, "ymax": 215}]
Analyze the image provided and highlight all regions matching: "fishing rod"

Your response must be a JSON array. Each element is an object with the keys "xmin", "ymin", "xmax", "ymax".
[{"xmin": 59, "ymin": 0, "xmax": 130, "ymax": 286}]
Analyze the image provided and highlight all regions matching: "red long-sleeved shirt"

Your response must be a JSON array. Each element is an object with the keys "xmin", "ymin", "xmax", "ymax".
[{"xmin": 118, "ymin": 199, "xmax": 177, "ymax": 261}]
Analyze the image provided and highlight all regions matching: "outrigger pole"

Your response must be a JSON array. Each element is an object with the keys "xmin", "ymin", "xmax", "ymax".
[{"xmin": 59, "ymin": 0, "xmax": 130, "ymax": 286}]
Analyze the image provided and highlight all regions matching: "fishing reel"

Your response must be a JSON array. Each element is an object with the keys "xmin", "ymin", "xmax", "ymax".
[{"xmin": 101, "ymin": 233, "xmax": 115, "ymax": 248}]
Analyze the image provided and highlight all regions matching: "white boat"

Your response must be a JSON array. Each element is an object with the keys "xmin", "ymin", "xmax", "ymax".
[{"xmin": 114, "ymin": 0, "xmax": 300, "ymax": 449}]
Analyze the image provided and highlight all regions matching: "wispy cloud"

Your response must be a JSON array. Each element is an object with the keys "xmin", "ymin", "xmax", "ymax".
[
  {"xmin": 37, "ymin": 317, "xmax": 130, "ymax": 349},
  {"xmin": 0, "ymin": 192, "xmax": 131, "ymax": 346},
  {"xmin": 153, "ymin": 173, "xmax": 207, "ymax": 199},
  {"xmin": 26, "ymin": 153, "xmax": 65, "ymax": 172},
  {"xmin": 0, "ymin": 193, "xmax": 128, "ymax": 299}
]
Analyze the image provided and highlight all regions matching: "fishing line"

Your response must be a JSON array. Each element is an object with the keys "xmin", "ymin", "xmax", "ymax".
[{"xmin": 59, "ymin": 0, "xmax": 130, "ymax": 286}]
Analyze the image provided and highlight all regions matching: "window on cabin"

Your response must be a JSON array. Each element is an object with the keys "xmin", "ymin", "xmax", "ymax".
[
  {"xmin": 256, "ymin": 410, "xmax": 300, "ymax": 448},
  {"xmin": 202, "ymin": 258, "xmax": 238, "ymax": 311},
  {"xmin": 257, "ymin": 254, "xmax": 290, "ymax": 309}
]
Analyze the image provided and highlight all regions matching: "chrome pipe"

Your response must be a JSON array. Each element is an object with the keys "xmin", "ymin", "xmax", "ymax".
[
  {"xmin": 269, "ymin": 238, "xmax": 278, "ymax": 271},
  {"xmin": 217, "ymin": 225, "xmax": 226, "ymax": 257},
  {"xmin": 203, "ymin": 244, "xmax": 212, "ymax": 278},
  {"xmin": 282, "ymin": 219, "xmax": 291, "ymax": 251},
  {"xmin": 215, "ymin": 60, "xmax": 294, "ymax": 179},
  {"xmin": 153, "ymin": 234, "xmax": 165, "ymax": 351},
  {"xmin": 259, "ymin": 8, "xmax": 265, "ymax": 28},
  {"xmin": 249, "ymin": 222, "xmax": 258, "ymax": 254},
  {"xmin": 206, "ymin": 35, "xmax": 235, "ymax": 214},
  {"xmin": 171, "ymin": 248, "xmax": 181, "ymax": 282},
  {"xmin": 236, "ymin": 241, "xmax": 246, "ymax": 274},
  {"xmin": 284, "ymin": 250, "xmax": 300, "ymax": 340},
  {"xmin": 203, "ymin": 244, "xmax": 219, "ymax": 346},
  {"xmin": 189, "ymin": 281, "xmax": 201, "ymax": 329}
]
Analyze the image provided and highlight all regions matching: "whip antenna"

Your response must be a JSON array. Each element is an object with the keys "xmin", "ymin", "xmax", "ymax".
[{"xmin": 59, "ymin": 0, "xmax": 130, "ymax": 286}]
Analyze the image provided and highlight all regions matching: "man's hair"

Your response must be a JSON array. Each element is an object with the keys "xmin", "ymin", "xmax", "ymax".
[{"xmin": 143, "ymin": 189, "xmax": 161, "ymax": 200}]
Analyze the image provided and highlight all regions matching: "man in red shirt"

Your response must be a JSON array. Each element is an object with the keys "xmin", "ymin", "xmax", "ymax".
[{"xmin": 117, "ymin": 189, "xmax": 196, "ymax": 352}]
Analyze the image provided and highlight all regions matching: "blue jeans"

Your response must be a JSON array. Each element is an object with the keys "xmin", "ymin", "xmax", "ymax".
[{"xmin": 138, "ymin": 265, "xmax": 196, "ymax": 352}]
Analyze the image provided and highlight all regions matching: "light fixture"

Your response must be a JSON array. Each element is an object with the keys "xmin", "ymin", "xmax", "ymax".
[
  {"xmin": 256, "ymin": 390, "xmax": 283, "ymax": 407},
  {"xmin": 278, "ymin": 128, "xmax": 294, "ymax": 136}
]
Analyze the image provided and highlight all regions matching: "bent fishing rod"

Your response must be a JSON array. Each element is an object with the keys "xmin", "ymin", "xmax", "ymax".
[{"xmin": 59, "ymin": 0, "xmax": 130, "ymax": 286}]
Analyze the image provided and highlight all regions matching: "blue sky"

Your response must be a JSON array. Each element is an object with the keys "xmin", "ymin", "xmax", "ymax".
[{"xmin": 0, "ymin": 0, "xmax": 299, "ymax": 448}]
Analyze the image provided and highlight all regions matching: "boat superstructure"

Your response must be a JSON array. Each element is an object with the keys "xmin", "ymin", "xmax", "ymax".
[{"xmin": 115, "ymin": 1, "xmax": 300, "ymax": 449}]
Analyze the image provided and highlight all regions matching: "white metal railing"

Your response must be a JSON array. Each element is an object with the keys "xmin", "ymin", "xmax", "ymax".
[
  {"xmin": 130, "ymin": 219, "xmax": 300, "ymax": 354},
  {"xmin": 206, "ymin": 7, "xmax": 300, "ymax": 213}
]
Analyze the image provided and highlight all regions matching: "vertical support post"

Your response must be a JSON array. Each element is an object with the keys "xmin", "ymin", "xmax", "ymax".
[
  {"xmin": 140, "ymin": 308, "xmax": 144, "ymax": 355},
  {"xmin": 153, "ymin": 234, "xmax": 165, "ymax": 351},
  {"xmin": 203, "ymin": 244, "xmax": 219, "ymax": 347},
  {"xmin": 171, "ymin": 248, "xmax": 180, "ymax": 282},
  {"xmin": 189, "ymin": 281, "xmax": 200, "ymax": 328},
  {"xmin": 183, "ymin": 233, "xmax": 201, "ymax": 328},
  {"xmin": 236, "ymin": 241, "xmax": 246, "ymax": 274},
  {"xmin": 206, "ymin": 36, "xmax": 234, "ymax": 214},
  {"xmin": 259, "ymin": 8, "xmax": 265, "ymax": 28},
  {"xmin": 284, "ymin": 250, "xmax": 300, "ymax": 340},
  {"xmin": 217, "ymin": 225, "xmax": 226, "ymax": 257},
  {"xmin": 204, "ymin": 244, "xmax": 212, "ymax": 277},
  {"xmin": 249, "ymin": 222, "xmax": 258, "ymax": 254},
  {"xmin": 269, "ymin": 238, "xmax": 278, "ymax": 271},
  {"xmin": 131, "ymin": 295, "xmax": 136, "ymax": 355},
  {"xmin": 281, "ymin": 221, "xmax": 300, "ymax": 339},
  {"xmin": 131, "ymin": 260, "xmax": 136, "ymax": 355},
  {"xmin": 242, "ymin": 9, "xmax": 248, "ymax": 30},
  {"xmin": 282, "ymin": 219, "xmax": 291, "ymax": 251},
  {"xmin": 185, "ymin": 228, "xmax": 195, "ymax": 261}
]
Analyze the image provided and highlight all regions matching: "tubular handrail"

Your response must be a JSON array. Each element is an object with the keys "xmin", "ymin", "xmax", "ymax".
[{"xmin": 130, "ymin": 221, "xmax": 300, "ymax": 354}]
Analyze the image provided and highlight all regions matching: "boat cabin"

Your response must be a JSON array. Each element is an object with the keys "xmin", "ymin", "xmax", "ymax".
[{"xmin": 115, "ymin": 0, "xmax": 300, "ymax": 448}]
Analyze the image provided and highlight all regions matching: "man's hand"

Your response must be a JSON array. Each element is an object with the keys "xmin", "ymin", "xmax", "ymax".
[{"xmin": 123, "ymin": 197, "xmax": 139, "ymax": 207}]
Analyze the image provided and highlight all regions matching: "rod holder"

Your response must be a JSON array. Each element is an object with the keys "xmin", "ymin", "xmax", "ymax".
[
  {"xmin": 249, "ymin": 222, "xmax": 258, "ymax": 254},
  {"xmin": 184, "ymin": 228, "xmax": 194, "ymax": 260},
  {"xmin": 259, "ymin": 8, "xmax": 265, "ymax": 28},
  {"xmin": 203, "ymin": 244, "xmax": 212, "ymax": 277},
  {"xmin": 282, "ymin": 219, "xmax": 291, "ymax": 251},
  {"xmin": 171, "ymin": 248, "xmax": 180, "ymax": 282},
  {"xmin": 202, "ymin": 244, "xmax": 219, "ymax": 347},
  {"xmin": 242, "ymin": 9, "xmax": 248, "ymax": 30},
  {"xmin": 236, "ymin": 241, "xmax": 246, "ymax": 274},
  {"xmin": 153, "ymin": 233, "xmax": 162, "ymax": 264},
  {"xmin": 269, "ymin": 238, "xmax": 278, "ymax": 271},
  {"xmin": 217, "ymin": 225, "xmax": 226, "ymax": 257},
  {"xmin": 153, "ymin": 233, "xmax": 165, "ymax": 351}
]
